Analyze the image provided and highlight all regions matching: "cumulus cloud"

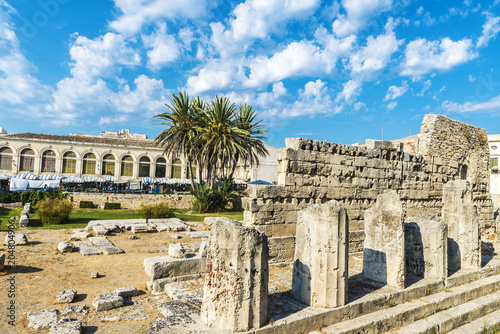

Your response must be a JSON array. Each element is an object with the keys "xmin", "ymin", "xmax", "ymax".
[
  {"xmin": 384, "ymin": 81, "xmax": 408, "ymax": 100},
  {"xmin": 332, "ymin": 0, "xmax": 393, "ymax": 37},
  {"xmin": 336, "ymin": 79, "xmax": 362, "ymax": 103},
  {"xmin": 283, "ymin": 80, "xmax": 339, "ymax": 118},
  {"xmin": 142, "ymin": 23, "xmax": 181, "ymax": 70},
  {"xmin": 477, "ymin": 14, "xmax": 500, "ymax": 48},
  {"xmin": 400, "ymin": 37, "xmax": 477, "ymax": 77},
  {"xmin": 109, "ymin": 0, "xmax": 208, "ymax": 35},
  {"xmin": 442, "ymin": 95, "xmax": 500, "ymax": 113},
  {"xmin": 386, "ymin": 101, "xmax": 397, "ymax": 110}
]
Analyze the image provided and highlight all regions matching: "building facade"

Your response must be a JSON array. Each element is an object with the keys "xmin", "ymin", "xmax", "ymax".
[{"xmin": 0, "ymin": 128, "xmax": 278, "ymax": 183}]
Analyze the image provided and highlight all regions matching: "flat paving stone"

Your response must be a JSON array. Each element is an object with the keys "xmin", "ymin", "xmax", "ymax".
[
  {"xmin": 89, "ymin": 237, "xmax": 124, "ymax": 255},
  {"xmin": 92, "ymin": 293, "xmax": 124, "ymax": 311},
  {"xmin": 49, "ymin": 318, "xmax": 82, "ymax": 334},
  {"xmin": 27, "ymin": 309, "xmax": 58, "ymax": 329},
  {"xmin": 74, "ymin": 241, "xmax": 102, "ymax": 256}
]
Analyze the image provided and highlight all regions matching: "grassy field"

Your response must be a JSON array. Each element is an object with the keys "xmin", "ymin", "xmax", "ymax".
[{"xmin": 0, "ymin": 206, "xmax": 244, "ymax": 231}]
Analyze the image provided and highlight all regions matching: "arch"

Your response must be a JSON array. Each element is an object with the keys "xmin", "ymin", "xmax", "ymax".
[
  {"xmin": 155, "ymin": 157, "xmax": 166, "ymax": 178},
  {"xmin": 102, "ymin": 154, "xmax": 116, "ymax": 176},
  {"xmin": 171, "ymin": 158, "xmax": 183, "ymax": 179},
  {"xmin": 0, "ymin": 146, "xmax": 13, "ymax": 171},
  {"xmin": 82, "ymin": 152, "xmax": 97, "ymax": 175},
  {"xmin": 460, "ymin": 164, "xmax": 468, "ymax": 180},
  {"xmin": 62, "ymin": 151, "xmax": 77, "ymax": 174},
  {"xmin": 41, "ymin": 150, "xmax": 56, "ymax": 173},
  {"xmin": 121, "ymin": 155, "xmax": 133, "ymax": 177},
  {"xmin": 139, "ymin": 156, "xmax": 151, "ymax": 178},
  {"xmin": 20, "ymin": 148, "xmax": 35, "ymax": 172}
]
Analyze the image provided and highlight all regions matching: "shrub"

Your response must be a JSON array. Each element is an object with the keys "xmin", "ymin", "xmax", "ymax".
[
  {"xmin": 139, "ymin": 203, "xmax": 175, "ymax": 219},
  {"xmin": 35, "ymin": 198, "xmax": 73, "ymax": 225},
  {"xmin": 79, "ymin": 201, "xmax": 94, "ymax": 209},
  {"xmin": 0, "ymin": 192, "xmax": 21, "ymax": 203},
  {"xmin": 104, "ymin": 202, "xmax": 121, "ymax": 210},
  {"xmin": 191, "ymin": 178, "xmax": 240, "ymax": 213}
]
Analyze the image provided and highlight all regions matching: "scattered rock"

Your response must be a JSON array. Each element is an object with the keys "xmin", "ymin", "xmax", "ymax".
[
  {"xmin": 61, "ymin": 306, "xmax": 88, "ymax": 315},
  {"xmin": 27, "ymin": 309, "xmax": 58, "ymax": 329},
  {"xmin": 69, "ymin": 232, "xmax": 91, "ymax": 241},
  {"xmin": 100, "ymin": 315, "xmax": 120, "ymax": 322},
  {"xmin": 129, "ymin": 235, "xmax": 138, "ymax": 240},
  {"xmin": 146, "ymin": 315, "xmax": 195, "ymax": 334},
  {"xmin": 185, "ymin": 231, "xmax": 211, "ymax": 239},
  {"xmin": 4, "ymin": 232, "xmax": 29, "ymax": 245},
  {"xmin": 112, "ymin": 286, "xmax": 139, "ymax": 298},
  {"xmin": 170, "ymin": 234, "xmax": 182, "ymax": 239},
  {"xmin": 19, "ymin": 215, "xmax": 29, "ymax": 228},
  {"xmin": 49, "ymin": 318, "xmax": 82, "ymax": 334},
  {"xmin": 91, "ymin": 272, "xmax": 99, "ymax": 279},
  {"xmin": 0, "ymin": 253, "xmax": 4, "ymax": 271},
  {"xmin": 92, "ymin": 293, "xmax": 124, "ymax": 311},
  {"xmin": 198, "ymin": 241, "xmax": 208, "ymax": 258},
  {"xmin": 158, "ymin": 300, "xmax": 199, "ymax": 317},
  {"xmin": 168, "ymin": 243, "xmax": 186, "ymax": 259},
  {"xmin": 58, "ymin": 241, "xmax": 73, "ymax": 253},
  {"xmin": 57, "ymin": 289, "xmax": 77, "ymax": 303}
]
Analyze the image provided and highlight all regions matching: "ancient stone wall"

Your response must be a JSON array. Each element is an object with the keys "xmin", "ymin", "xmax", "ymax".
[
  {"xmin": 70, "ymin": 193, "xmax": 194, "ymax": 210},
  {"xmin": 242, "ymin": 114, "xmax": 495, "ymax": 262}
]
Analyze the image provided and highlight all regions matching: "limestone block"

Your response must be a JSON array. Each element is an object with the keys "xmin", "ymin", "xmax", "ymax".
[
  {"xmin": 0, "ymin": 253, "xmax": 4, "ymax": 271},
  {"xmin": 292, "ymin": 200, "xmax": 348, "ymax": 308},
  {"xmin": 61, "ymin": 306, "xmax": 88, "ymax": 315},
  {"xmin": 144, "ymin": 255, "xmax": 204, "ymax": 280},
  {"xmin": 27, "ymin": 309, "xmax": 58, "ymax": 329},
  {"xmin": 363, "ymin": 191, "xmax": 405, "ymax": 289},
  {"xmin": 49, "ymin": 318, "xmax": 82, "ymax": 334},
  {"xmin": 69, "ymin": 232, "xmax": 91, "ymax": 241},
  {"xmin": 19, "ymin": 215, "xmax": 29, "ymax": 228},
  {"xmin": 158, "ymin": 300, "xmax": 199, "ymax": 317},
  {"xmin": 92, "ymin": 293, "xmax": 124, "ymax": 311},
  {"xmin": 150, "ymin": 218, "xmax": 189, "ymax": 231},
  {"xmin": 58, "ymin": 241, "xmax": 73, "ymax": 253},
  {"xmin": 131, "ymin": 224, "xmax": 149, "ymax": 233},
  {"xmin": 169, "ymin": 243, "xmax": 187, "ymax": 259},
  {"xmin": 57, "ymin": 289, "xmax": 77, "ymax": 303},
  {"xmin": 405, "ymin": 215, "xmax": 448, "ymax": 280},
  {"xmin": 442, "ymin": 181, "xmax": 481, "ymax": 270},
  {"xmin": 112, "ymin": 286, "xmax": 139, "ymax": 298},
  {"xmin": 4, "ymin": 232, "xmax": 29, "ymax": 245},
  {"xmin": 201, "ymin": 219, "xmax": 268, "ymax": 332},
  {"xmin": 92, "ymin": 225, "xmax": 108, "ymax": 236}
]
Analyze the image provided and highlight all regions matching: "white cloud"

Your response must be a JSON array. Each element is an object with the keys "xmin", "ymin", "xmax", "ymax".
[
  {"xmin": 417, "ymin": 79, "xmax": 431, "ymax": 96},
  {"xmin": 283, "ymin": 80, "xmax": 339, "ymax": 118},
  {"xmin": 142, "ymin": 23, "xmax": 181, "ymax": 70},
  {"xmin": 109, "ymin": 0, "xmax": 208, "ymax": 35},
  {"xmin": 386, "ymin": 101, "xmax": 397, "ymax": 110},
  {"xmin": 442, "ymin": 95, "xmax": 500, "ymax": 113},
  {"xmin": 332, "ymin": 0, "xmax": 393, "ymax": 37},
  {"xmin": 401, "ymin": 37, "xmax": 477, "ymax": 77},
  {"xmin": 353, "ymin": 101, "xmax": 367, "ymax": 111},
  {"xmin": 477, "ymin": 14, "xmax": 500, "ymax": 48},
  {"xmin": 186, "ymin": 59, "xmax": 246, "ymax": 94},
  {"xmin": 336, "ymin": 79, "xmax": 362, "ymax": 103},
  {"xmin": 384, "ymin": 81, "xmax": 408, "ymax": 100}
]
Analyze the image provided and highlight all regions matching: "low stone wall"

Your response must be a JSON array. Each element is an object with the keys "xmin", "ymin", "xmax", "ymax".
[{"xmin": 70, "ymin": 193, "xmax": 194, "ymax": 210}]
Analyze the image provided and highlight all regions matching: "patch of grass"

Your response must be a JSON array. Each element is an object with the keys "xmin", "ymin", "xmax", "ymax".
[{"xmin": 174, "ymin": 209, "xmax": 243, "ymax": 222}]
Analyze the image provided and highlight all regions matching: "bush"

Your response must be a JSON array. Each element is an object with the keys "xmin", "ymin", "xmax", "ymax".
[
  {"xmin": 104, "ymin": 202, "xmax": 121, "ymax": 210},
  {"xmin": 0, "ymin": 192, "xmax": 21, "ymax": 203},
  {"xmin": 35, "ymin": 198, "xmax": 73, "ymax": 225},
  {"xmin": 139, "ymin": 203, "xmax": 175, "ymax": 219},
  {"xmin": 191, "ymin": 178, "xmax": 240, "ymax": 213},
  {"xmin": 79, "ymin": 201, "xmax": 94, "ymax": 208}
]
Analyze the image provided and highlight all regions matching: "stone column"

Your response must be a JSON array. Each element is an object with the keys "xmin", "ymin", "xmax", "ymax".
[
  {"xmin": 405, "ymin": 215, "xmax": 448, "ymax": 280},
  {"xmin": 442, "ymin": 180, "xmax": 481, "ymax": 270},
  {"xmin": 201, "ymin": 219, "xmax": 268, "ymax": 332},
  {"xmin": 292, "ymin": 200, "xmax": 348, "ymax": 308},
  {"xmin": 363, "ymin": 191, "xmax": 405, "ymax": 289}
]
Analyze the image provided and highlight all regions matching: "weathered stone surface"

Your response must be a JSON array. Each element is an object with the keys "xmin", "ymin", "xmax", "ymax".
[
  {"xmin": 129, "ymin": 235, "xmax": 138, "ymax": 240},
  {"xmin": 89, "ymin": 236, "xmax": 124, "ymax": 255},
  {"xmin": 168, "ymin": 243, "xmax": 186, "ymax": 259},
  {"xmin": 27, "ymin": 309, "xmax": 58, "ymax": 329},
  {"xmin": 91, "ymin": 272, "xmax": 99, "ymax": 278},
  {"xmin": 158, "ymin": 300, "xmax": 199, "ymax": 317},
  {"xmin": 442, "ymin": 180, "xmax": 481, "ymax": 270},
  {"xmin": 75, "ymin": 241, "xmax": 102, "ymax": 256},
  {"xmin": 201, "ymin": 219, "xmax": 268, "ymax": 331},
  {"xmin": 69, "ymin": 232, "xmax": 91, "ymax": 241},
  {"xmin": 405, "ymin": 215, "xmax": 448, "ymax": 280},
  {"xmin": 150, "ymin": 218, "xmax": 189, "ymax": 232},
  {"xmin": 363, "ymin": 191, "xmax": 405, "ymax": 289},
  {"xmin": 146, "ymin": 315, "xmax": 195, "ymax": 334},
  {"xmin": 198, "ymin": 240, "xmax": 208, "ymax": 258},
  {"xmin": 49, "ymin": 318, "xmax": 82, "ymax": 334},
  {"xmin": 186, "ymin": 231, "xmax": 211, "ymax": 239},
  {"xmin": 292, "ymin": 200, "xmax": 348, "ymax": 308},
  {"xmin": 0, "ymin": 253, "xmax": 4, "ymax": 271},
  {"xmin": 92, "ymin": 293, "xmax": 124, "ymax": 311},
  {"xmin": 144, "ymin": 255, "xmax": 203, "ymax": 280},
  {"xmin": 4, "ymin": 232, "xmax": 29, "ymax": 245},
  {"xmin": 112, "ymin": 286, "xmax": 139, "ymax": 298},
  {"xmin": 58, "ymin": 241, "xmax": 73, "ymax": 253},
  {"xmin": 19, "ymin": 215, "xmax": 29, "ymax": 228},
  {"xmin": 57, "ymin": 289, "xmax": 77, "ymax": 303},
  {"xmin": 131, "ymin": 224, "xmax": 149, "ymax": 233},
  {"xmin": 61, "ymin": 306, "xmax": 88, "ymax": 315},
  {"xmin": 203, "ymin": 216, "xmax": 233, "ymax": 226},
  {"xmin": 92, "ymin": 225, "xmax": 108, "ymax": 235}
]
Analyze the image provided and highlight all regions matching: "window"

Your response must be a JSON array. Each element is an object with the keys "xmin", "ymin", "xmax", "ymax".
[
  {"xmin": 139, "ymin": 156, "xmax": 150, "ymax": 177},
  {"xmin": 20, "ymin": 148, "xmax": 35, "ymax": 172},
  {"xmin": 102, "ymin": 154, "xmax": 115, "ymax": 176},
  {"xmin": 187, "ymin": 163, "xmax": 197, "ymax": 179},
  {"xmin": 171, "ymin": 158, "xmax": 182, "ymax": 179},
  {"xmin": 41, "ymin": 150, "xmax": 56, "ymax": 172},
  {"xmin": 491, "ymin": 158, "xmax": 498, "ymax": 174},
  {"xmin": 121, "ymin": 155, "xmax": 133, "ymax": 177},
  {"xmin": 155, "ymin": 157, "xmax": 166, "ymax": 178},
  {"xmin": 83, "ymin": 153, "xmax": 96, "ymax": 174},
  {"xmin": 0, "ymin": 147, "xmax": 13, "ymax": 170},
  {"xmin": 62, "ymin": 151, "xmax": 76, "ymax": 174}
]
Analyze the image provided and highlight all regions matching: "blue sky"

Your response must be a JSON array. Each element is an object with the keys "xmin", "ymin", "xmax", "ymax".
[{"xmin": 1, "ymin": 0, "xmax": 500, "ymax": 147}]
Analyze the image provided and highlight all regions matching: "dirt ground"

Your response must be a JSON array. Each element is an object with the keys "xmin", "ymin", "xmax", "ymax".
[{"xmin": 0, "ymin": 222, "xmax": 303, "ymax": 334}]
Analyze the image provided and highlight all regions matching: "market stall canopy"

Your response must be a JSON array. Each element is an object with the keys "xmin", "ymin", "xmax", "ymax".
[
  {"xmin": 39, "ymin": 173, "xmax": 66, "ymax": 180},
  {"xmin": 83, "ymin": 175, "xmax": 106, "ymax": 183},
  {"xmin": 103, "ymin": 176, "xmax": 118, "ymax": 182},
  {"xmin": 0, "ymin": 173, "xmax": 12, "ymax": 180},
  {"xmin": 247, "ymin": 180, "xmax": 272, "ymax": 185},
  {"xmin": 62, "ymin": 176, "xmax": 85, "ymax": 183},
  {"xmin": 140, "ymin": 177, "xmax": 156, "ymax": 183},
  {"xmin": 14, "ymin": 172, "xmax": 40, "ymax": 180}
]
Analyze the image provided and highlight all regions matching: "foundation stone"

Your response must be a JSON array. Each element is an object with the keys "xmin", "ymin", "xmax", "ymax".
[
  {"xmin": 292, "ymin": 200, "xmax": 348, "ymax": 308},
  {"xmin": 201, "ymin": 219, "xmax": 268, "ymax": 332},
  {"xmin": 363, "ymin": 191, "xmax": 405, "ymax": 289}
]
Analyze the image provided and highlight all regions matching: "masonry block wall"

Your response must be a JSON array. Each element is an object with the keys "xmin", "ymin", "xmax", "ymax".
[{"xmin": 242, "ymin": 114, "xmax": 495, "ymax": 262}]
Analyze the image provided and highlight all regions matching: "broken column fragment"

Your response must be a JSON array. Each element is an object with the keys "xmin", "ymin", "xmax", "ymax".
[
  {"xmin": 201, "ymin": 219, "xmax": 268, "ymax": 332},
  {"xmin": 363, "ymin": 191, "xmax": 405, "ymax": 289},
  {"xmin": 442, "ymin": 180, "xmax": 481, "ymax": 270},
  {"xmin": 292, "ymin": 200, "xmax": 348, "ymax": 308},
  {"xmin": 405, "ymin": 215, "xmax": 448, "ymax": 280}
]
